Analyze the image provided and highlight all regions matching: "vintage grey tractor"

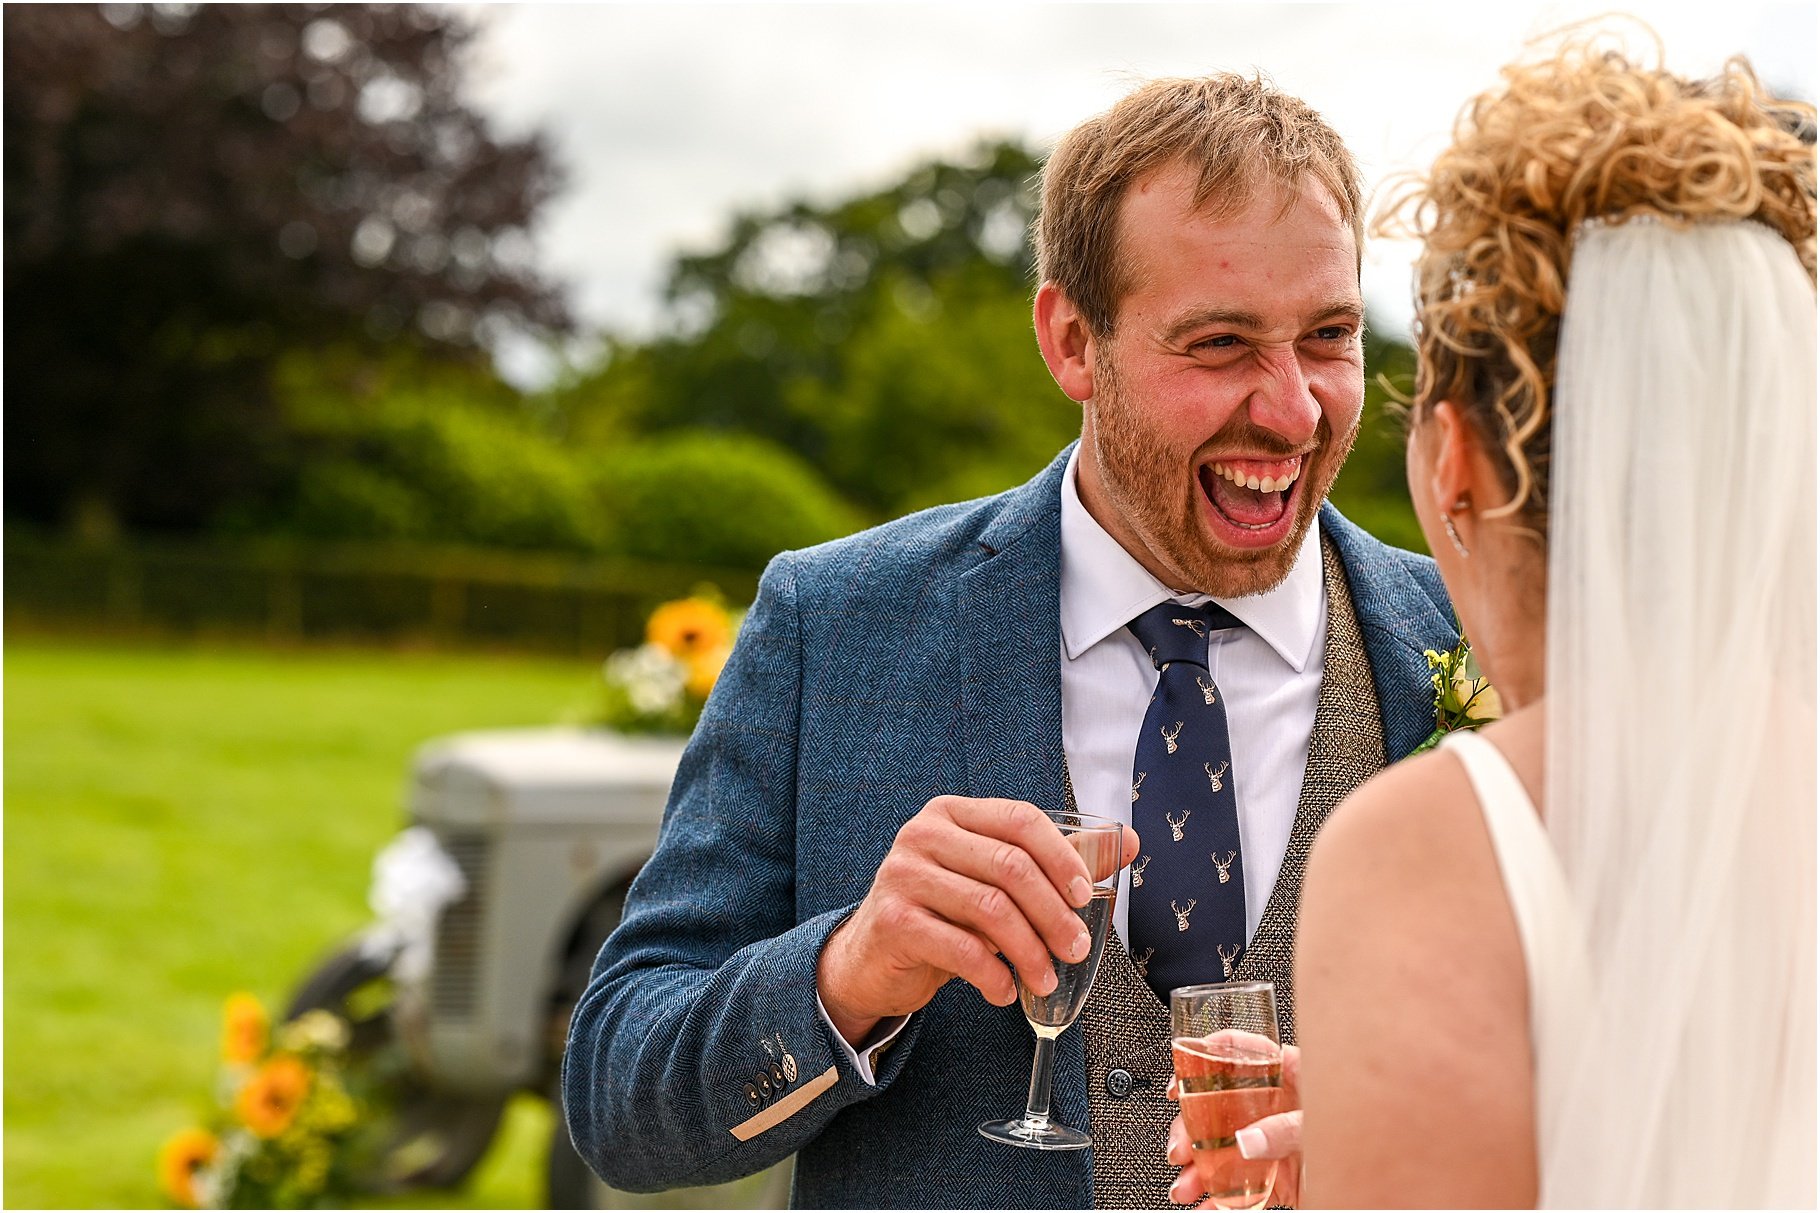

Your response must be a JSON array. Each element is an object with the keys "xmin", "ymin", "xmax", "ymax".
[{"xmin": 286, "ymin": 727, "xmax": 791, "ymax": 1208}]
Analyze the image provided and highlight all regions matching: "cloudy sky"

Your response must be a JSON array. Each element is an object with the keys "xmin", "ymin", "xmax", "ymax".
[{"xmin": 458, "ymin": 2, "xmax": 1817, "ymax": 384}]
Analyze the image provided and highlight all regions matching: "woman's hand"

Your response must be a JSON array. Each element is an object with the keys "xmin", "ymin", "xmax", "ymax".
[{"xmin": 1166, "ymin": 1042, "xmax": 1304, "ymax": 1208}]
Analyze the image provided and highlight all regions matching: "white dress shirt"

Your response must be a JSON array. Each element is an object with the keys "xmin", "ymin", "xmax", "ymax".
[
  {"xmin": 1059, "ymin": 445, "xmax": 1326, "ymax": 947},
  {"xmin": 822, "ymin": 447, "xmax": 1327, "ymax": 1081}
]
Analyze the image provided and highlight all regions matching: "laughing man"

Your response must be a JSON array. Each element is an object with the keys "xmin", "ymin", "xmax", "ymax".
[{"xmin": 563, "ymin": 73, "xmax": 1456, "ymax": 1209}]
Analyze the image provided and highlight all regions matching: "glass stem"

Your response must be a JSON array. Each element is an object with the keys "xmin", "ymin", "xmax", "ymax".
[{"xmin": 1024, "ymin": 1029, "xmax": 1060, "ymax": 1124}]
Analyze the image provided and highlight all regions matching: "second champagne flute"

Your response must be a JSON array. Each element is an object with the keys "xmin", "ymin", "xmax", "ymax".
[
  {"xmin": 977, "ymin": 809, "xmax": 1125, "ymax": 1151},
  {"xmin": 1171, "ymin": 981, "xmax": 1286, "ymax": 1209}
]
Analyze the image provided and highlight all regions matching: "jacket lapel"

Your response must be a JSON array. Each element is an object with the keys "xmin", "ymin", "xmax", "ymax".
[
  {"xmin": 957, "ymin": 449, "xmax": 1070, "ymax": 816},
  {"xmin": 1318, "ymin": 504, "xmax": 1460, "ymax": 761}
]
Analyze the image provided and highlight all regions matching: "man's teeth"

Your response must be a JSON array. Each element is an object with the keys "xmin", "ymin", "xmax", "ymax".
[{"xmin": 1211, "ymin": 461, "xmax": 1301, "ymax": 494}]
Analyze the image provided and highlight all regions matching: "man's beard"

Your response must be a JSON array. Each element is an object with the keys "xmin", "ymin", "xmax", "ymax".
[{"xmin": 1088, "ymin": 354, "xmax": 1357, "ymax": 598}]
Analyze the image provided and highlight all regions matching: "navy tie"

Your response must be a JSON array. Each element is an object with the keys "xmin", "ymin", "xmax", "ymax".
[{"xmin": 1126, "ymin": 601, "xmax": 1247, "ymax": 1000}]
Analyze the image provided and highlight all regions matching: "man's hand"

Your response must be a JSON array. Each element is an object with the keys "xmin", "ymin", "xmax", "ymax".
[
  {"xmin": 817, "ymin": 796, "xmax": 1139, "ymax": 1045},
  {"xmin": 1167, "ymin": 1042, "xmax": 1303, "ymax": 1208}
]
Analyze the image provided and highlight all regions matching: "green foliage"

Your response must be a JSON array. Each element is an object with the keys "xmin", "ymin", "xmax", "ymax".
[
  {"xmin": 262, "ymin": 353, "xmax": 607, "ymax": 553},
  {"xmin": 556, "ymin": 139, "xmax": 1048, "ymax": 514},
  {"xmin": 786, "ymin": 264, "xmax": 1080, "ymax": 517},
  {"xmin": 593, "ymin": 433, "xmax": 864, "ymax": 570},
  {"xmin": 1330, "ymin": 334, "xmax": 1428, "ymax": 554}
]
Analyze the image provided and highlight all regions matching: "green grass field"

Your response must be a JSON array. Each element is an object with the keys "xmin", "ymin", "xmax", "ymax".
[{"xmin": 4, "ymin": 637, "xmax": 606, "ymax": 1209}]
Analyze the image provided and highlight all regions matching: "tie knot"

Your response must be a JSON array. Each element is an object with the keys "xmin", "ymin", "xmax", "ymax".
[{"xmin": 1127, "ymin": 601, "xmax": 1243, "ymax": 670}]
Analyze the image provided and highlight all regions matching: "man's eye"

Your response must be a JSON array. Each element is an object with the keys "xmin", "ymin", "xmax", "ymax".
[
  {"xmin": 1312, "ymin": 326, "xmax": 1352, "ymax": 341},
  {"xmin": 1194, "ymin": 335, "xmax": 1240, "ymax": 351}
]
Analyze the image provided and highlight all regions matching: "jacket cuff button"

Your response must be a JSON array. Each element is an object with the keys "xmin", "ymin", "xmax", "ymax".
[{"xmin": 1105, "ymin": 1068, "xmax": 1133, "ymax": 1098}]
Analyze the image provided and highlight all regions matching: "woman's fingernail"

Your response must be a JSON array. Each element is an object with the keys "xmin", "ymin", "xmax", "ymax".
[
  {"xmin": 1068, "ymin": 877, "xmax": 1092, "ymax": 906},
  {"xmin": 1235, "ymin": 1125, "xmax": 1266, "ymax": 1160}
]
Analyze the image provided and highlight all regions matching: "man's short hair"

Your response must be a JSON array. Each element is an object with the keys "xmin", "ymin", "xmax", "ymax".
[{"xmin": 1036, "ymin": 74, "xmax": 1363, "ymax": 336}]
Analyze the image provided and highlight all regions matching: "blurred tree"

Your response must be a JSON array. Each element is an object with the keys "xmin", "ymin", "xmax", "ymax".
[
  {"xmin": 557, "ymin": 139, "xmax": 1050, "ymax": 514},
  {"xmin": 4, "ymin": 3, "xmax": 567, "ymax": 536},
  {"xmin": 782, "ymin": 262, "xmax": 1079, "ymax": 516},
  {"xmin": 254, "ymin": 349, "xmax": 607, "ymax": 552}
]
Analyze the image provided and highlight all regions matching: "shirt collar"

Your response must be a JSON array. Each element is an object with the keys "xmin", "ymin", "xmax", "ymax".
[{"xmin": 1058, "ymin": 445, "xmax": 1324, "ymax": 672}]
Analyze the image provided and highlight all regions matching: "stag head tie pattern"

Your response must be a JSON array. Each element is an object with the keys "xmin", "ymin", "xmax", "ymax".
[{"xmin": 1125, "ymin": 600, "xmax": 1247, "ymax": 999}]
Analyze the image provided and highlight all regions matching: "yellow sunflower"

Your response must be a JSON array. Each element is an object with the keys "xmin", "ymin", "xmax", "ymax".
[
  {"xmin": 685, "ymin": 643, "xmax": 733, "ymax": 701},
  {"xmin": 235, "ymin": 1054, "xmax": 313, "ymax": 1139},
  {"xmin": 220, "ymin": 992, "xmax": 268, "ymax": 1066},
  {"xmin": 157, "ymin": 1127, "xmax": 220, "ymax": 1208},
  {"xmin": 646, "ymin": 598, "xmax": 733, "ymax": 660}
]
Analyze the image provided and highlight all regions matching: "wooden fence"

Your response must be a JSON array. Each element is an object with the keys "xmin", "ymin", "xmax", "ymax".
[{"xmin": 3, "ymin": 531, "xmax": 761, "ymax": 656}]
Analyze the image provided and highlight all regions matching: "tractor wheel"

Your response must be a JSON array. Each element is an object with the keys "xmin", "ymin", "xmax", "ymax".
[{"xmin": 288, "ymin": 939, "xmax": 508, "ymax": 1192}]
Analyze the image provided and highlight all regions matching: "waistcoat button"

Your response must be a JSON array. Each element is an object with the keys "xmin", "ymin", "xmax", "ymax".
[{"xmin": 1105, "ymin": 1068, "xmax": 1133, "ymax": 1098}]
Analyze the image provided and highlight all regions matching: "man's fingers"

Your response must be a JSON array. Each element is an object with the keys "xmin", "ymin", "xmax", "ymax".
[
  {"xmin": 923, "ymin": 798, "xmax": 1103, "ymax": 964},
  {"xmin": 901, "ymin": 864, "xmax": 1066, "ymax": 994},
  {"xmin": 911, "ymin": 836, "xmax": 1090, "ymax": 974},
  {"xmin": 889, "ymin": 909, "xmax": 1018, "ymax": 1007},
  {"xmin": 1233, "ymin": 1109, "xmax": 1302, "ymax": 1161},
  {"xmin": 939, "ymin": 796, "xmax": 1098, "ymax": 897}
]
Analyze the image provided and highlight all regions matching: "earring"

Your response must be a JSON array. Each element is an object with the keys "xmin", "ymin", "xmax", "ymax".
[{"xmin": 1441, "ymin": 501, "xmax": 1470, "ymax": 558}]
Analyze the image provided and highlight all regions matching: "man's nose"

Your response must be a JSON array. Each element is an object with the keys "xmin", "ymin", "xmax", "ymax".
[{"xmin": 1245, "ymin": 348, "xmax": 1322, "ymax": 445}]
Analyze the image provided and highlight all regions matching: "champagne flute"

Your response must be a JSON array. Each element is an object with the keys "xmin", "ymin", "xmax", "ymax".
[
  {"xmin": 1170, "ymin": 981, "xmax": 1285, "ymax": 1209},
  {"xmin": 978, "ymin": 809, "xmax": 1125, "ymax": 1151}
]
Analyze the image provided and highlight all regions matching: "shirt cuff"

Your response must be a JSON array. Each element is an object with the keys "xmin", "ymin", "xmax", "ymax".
[{"xmin": 814, "ymin": 992, "xmax": 909, "ymax": 1085}]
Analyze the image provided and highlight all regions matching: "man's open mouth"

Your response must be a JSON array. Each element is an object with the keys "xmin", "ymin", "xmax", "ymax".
[{"xmin": 1199, "ymin": 457, "xmax": 1303, "ymax": 534}]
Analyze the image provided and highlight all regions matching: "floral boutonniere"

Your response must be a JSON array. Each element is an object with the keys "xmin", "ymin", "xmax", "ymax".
[{"xmin": 1411, "ymin": 636, "xmax": 1502, "ymax": 755}]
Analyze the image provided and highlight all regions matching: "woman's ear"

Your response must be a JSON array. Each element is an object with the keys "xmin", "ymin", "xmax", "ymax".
[
  {"xmin": 1033, "ymin": 282, "xmax": 1097, "ymax": 403},
  {"xmin": 1426, "ymin": 400, "xmax": 1477, "ymax": 516}
]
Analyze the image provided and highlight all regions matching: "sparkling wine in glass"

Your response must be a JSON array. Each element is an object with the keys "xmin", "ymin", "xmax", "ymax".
[
  {"xmin": 1171, "ymin": 981, "xmax": 1285, "ymax": 1210},
  {"xmin": 977, "ymin": 810, "xmax": 1125, "ymax": 1151}
]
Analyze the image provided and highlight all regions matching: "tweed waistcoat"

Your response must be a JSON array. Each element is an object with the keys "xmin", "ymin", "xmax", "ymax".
[{"xmin": 1079, "ymin": 535, "xmax": 1389, "ymax": 1209}]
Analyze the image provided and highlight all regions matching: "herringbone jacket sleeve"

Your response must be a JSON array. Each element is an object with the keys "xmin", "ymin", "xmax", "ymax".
[{"xmin": 559, "ymin": 550, "xmax": 925, "ymax": 1193}]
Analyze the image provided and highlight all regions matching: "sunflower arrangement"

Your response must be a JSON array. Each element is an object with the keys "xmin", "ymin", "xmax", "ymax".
[
  {"xmin": 596, "ymin": 593, "xmax": 743, "ymax": 735},
  {"xmin": 158, "ymin": 995, "xmax": 369, "ymax": 1209},
  {"xmin": 1411, "ymin": 635, "xmax": 1504, "ymax": 755}
]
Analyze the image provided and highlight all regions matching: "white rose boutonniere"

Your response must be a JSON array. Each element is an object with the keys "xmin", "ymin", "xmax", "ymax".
[{"xmin": 1410, "ymin": 636, "xmax": 1502, "ymax": 755}]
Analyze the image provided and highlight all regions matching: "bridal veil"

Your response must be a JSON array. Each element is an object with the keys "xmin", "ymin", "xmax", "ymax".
[{"xmin": 1542, "ymin": 216, "xmax": 1816, "ymax": 1206}]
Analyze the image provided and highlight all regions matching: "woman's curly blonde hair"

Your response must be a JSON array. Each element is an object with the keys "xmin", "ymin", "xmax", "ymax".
[{"xmin": 1376, "ymin": 32, "xmax": 1816, "ymax": 528}]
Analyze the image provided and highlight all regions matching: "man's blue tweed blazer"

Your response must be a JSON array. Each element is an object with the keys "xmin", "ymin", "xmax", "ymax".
[{"xmin": 563, "ymin": 445, "xmax": 1455, "ymax": 1208}]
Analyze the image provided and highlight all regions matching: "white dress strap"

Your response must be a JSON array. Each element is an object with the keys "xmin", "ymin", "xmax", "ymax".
[{"xmin": 1441, "ymin": 731, "xmax": 1588, "ymax": 1056}]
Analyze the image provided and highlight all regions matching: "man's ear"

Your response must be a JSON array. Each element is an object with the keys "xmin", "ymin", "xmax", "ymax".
[{"xmin": 1034, "ymin": 281, "xmax": 1097, "ymax": 403}]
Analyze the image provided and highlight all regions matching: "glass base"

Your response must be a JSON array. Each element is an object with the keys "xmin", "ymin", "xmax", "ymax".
[{"xmin": 977, "ymin": 1115, "xmax": 1092, "ymax": 1151}]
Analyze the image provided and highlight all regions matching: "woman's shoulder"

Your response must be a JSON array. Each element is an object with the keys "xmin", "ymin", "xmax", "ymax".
[
  {"xmin": 1302, "ymin": 721, "xmax": 1539, "ymax": 997},
  {"xmin": 1309, "ymin": 711, "xmax": 1545, "ymax": 897},
  {"xmin": 1307, "ymin": 741, "xmax": 1485, "ymax": 893}
]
